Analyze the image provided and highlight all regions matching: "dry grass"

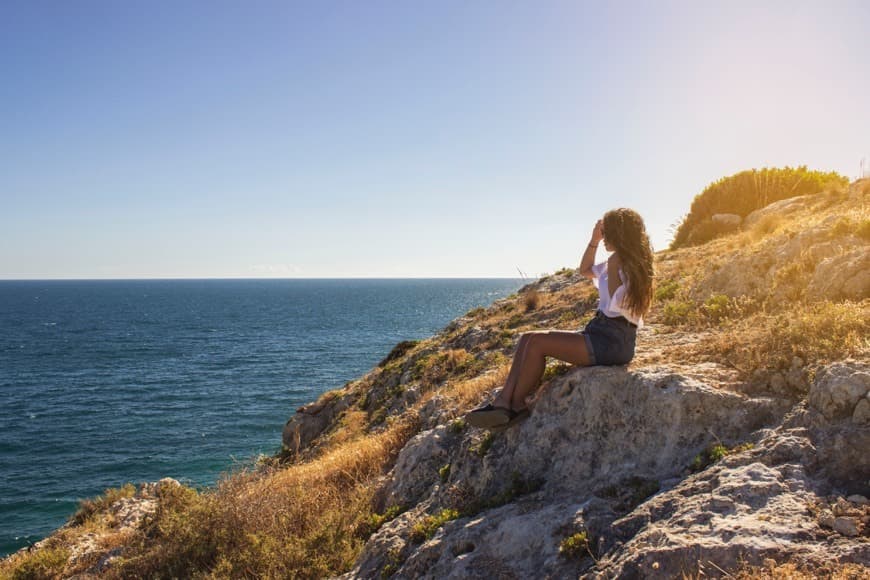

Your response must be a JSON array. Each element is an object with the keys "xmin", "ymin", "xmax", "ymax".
[
  {"xmin": 522, "ymin": 288, "xmax": 542, "ymax": 312},
  {"xmin": 682, "ymin": 300, "xmax": 870, "ymax": 379},
  {"xmin": 0, "ymin": 546, "xmax": 70, "ymax": 580},
  {"xmin": 86, "ymin": 416, "xmax": 421, "ymax": 579},
  {"xmin": 728, "ymin": 561, "xmax": 870, "ymax": 579},
  {"xmin": 6, "ymin": 178, "xmax": 867, "ymax": 579},
  {"xmin": 440, "ymin": 364, "xmax": 511, "ymax": 410},
  {"xmin": 750, "ymin": 213, "xmax": 784, "ymax": 239}
]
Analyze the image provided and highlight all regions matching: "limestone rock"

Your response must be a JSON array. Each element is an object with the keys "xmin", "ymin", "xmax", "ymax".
[
  {"xmin": 833, "ymin": 517, "xmax": 860, "ymax": 537},
  {"xmin": 743, "ymin": 195, "xmax": 814, "ymax": 229},
  {"xmin": 808, "ymin": 361, "xmax": 870, "ymax": 421},
  {"xmin": 595, "ymin": 455, "xmax": 870, "ymax": 578},
  {"xmin": 385, "ymin": 426, "xmax": 453, "ymax": 508},
  {"xmin": 712, "ymin": 213, "xmax": 742, "ymax": 229},
  {"xmin": 344, "ymin": 356, "xmax": 870, "ymax": 579},
  {"xmin": 346, "ymin": 365, "xmax": 788, "ymax": 578},
  {"xmin": 282, "ymin": 392, "xmax": 353, "ymax": 454},
  {"xmin": 807, "ymin": 248, "xmax": 870, "ymax": 301}
]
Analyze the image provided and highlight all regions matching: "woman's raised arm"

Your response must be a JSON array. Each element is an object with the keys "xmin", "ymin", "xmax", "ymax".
[{"xmin": 579, "ymin": 219, "xmax": 604, "ymax": 279}]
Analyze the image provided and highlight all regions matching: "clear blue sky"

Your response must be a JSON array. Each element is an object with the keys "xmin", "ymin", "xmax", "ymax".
[{"xmin": 2, "ymin": 1, "xmax": 868, "ymax": 278}]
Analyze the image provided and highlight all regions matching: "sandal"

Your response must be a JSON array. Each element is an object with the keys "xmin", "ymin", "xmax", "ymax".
[
  {"xmin": 466, "ymin": 404, "xmax": 512, "ymax": 428},
  {"xmin": 489, "ymin": 408, "xmax": 530, "ymax": 432}
]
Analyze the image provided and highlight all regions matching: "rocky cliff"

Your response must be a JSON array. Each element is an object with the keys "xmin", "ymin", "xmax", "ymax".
[{"xmin": 2, "ymin": 179, "xmax": 868, "ymax": 579}]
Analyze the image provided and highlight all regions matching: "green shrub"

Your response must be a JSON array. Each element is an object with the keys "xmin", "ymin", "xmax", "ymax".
[
  {"xmin": 703, "ymin": 294, "xmax": 733, "ymax": 323},
  {"xmin": 70, "ymin": 482, "xmax": 137, "ymax": 525},
  {"xmin": 410, "ymin": 509, "xmax": 460, "ymax": 543},
  {"xmin": 541, "ymin": 362, "xmax": 573, "ymax": 382},
  {"xmin": 378, "ymin": 340, "xmax": 420, "ymax": 368},
  {"xmin": 8, "ymin": 547, "xmax": 70, "ymax": 580},
  {"xmin": 559, "ymin": 531, "xmax": 590, "ymax": 559},
  {"xmin": 506, "ymin": 313, "xmax": 525, "ymax": 328},
  {"xmin": 671, "ymin": 166, "xmax": 848, "ymax": 249},
  {"xmin": 690, "ymin": 442, "xmax": 754, "ymax": 472},
  {"xmin": 557, "ymin": 310, "xmax": 580, "ymax": 325},
  {"xmin": 655, "ymin": 279, "xmax": 680, "ymax": 301},
  {"xmin": 661, "ymin": 300, "xmax": 694, "ymax": 325},
  {"xmin": 367, "ymin": 505, "xmax": 405, "ymax": 534},
  {"xmin": 473, "ymin": 432, "xmax": 494, "ymax": 457}
]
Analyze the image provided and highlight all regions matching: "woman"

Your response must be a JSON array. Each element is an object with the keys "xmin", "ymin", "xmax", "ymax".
[{"xmin": 467, "ymin": 208, "xmax": 654, "ymax": 430}]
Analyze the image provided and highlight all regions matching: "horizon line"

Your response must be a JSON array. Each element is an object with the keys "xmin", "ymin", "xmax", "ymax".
[{"xmin": 0, "ymin": 276, "xmax": 530, "ymax": 282}]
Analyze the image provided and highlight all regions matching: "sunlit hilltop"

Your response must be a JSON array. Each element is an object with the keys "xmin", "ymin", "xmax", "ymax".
[{"xmin": 4, "ymin": 171, "xmax": 867, "ymax": 577}]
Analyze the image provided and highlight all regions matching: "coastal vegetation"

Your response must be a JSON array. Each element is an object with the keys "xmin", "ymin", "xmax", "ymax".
[
  {"xmin": 2, "ymin": 172, "xmax": 868, "ymax": 579},
  {"xmin": 670, "ymin": 165, "xmax": 848, "ymax": 249}
]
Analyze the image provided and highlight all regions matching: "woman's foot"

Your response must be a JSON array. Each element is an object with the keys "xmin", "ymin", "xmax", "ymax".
[
  {"xmin": 489, "ymin": 407, "xmax": 530, "ymax": 432},
  {"xmin": 466, "ymin": 404, "xmax": 530, "ymax": 429},
  {"xmin": 466, "ymin": 403, "xmax": 512, "ymax": 428}
]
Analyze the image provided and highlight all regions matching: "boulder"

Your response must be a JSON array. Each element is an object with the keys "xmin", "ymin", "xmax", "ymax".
[
  {"xmin": 385, "ymin": 425, "xmax": 453, "ymax": 508},
  {"xmin": 808, "ymin": 361, "xmax": 870, "ymax": 422},
  {"xmin": 743, "ymin": 195, "xmax": 814, "ymax": 230},
  {"xmin": 346, "ymin": 365, "xmax": 788, "ymax": 578},
  {"xmin": 807, "ymin": 248, "xmax": 870, "ymax": 301},
  {"xmin": 712, "ymin": 213, "xmax": 742, "ymax": 229},
  {"xmin": 282, "ymin": 393, "xmax": 353, "ymax": 454}
]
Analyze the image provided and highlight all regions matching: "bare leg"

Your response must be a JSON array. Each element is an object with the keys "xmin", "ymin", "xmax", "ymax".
[
  {"xmin": 495, "ymin": 331, "xmax": 591, "ymax": 410},
  {"xmin": 491, "ymin": 333, "xmax": 535, "ymax": 409}
]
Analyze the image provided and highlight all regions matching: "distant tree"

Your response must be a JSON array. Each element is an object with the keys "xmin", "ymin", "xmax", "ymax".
[{"xmin": 670, "ymin": 166, "xmax": 847, "ymax": 249}]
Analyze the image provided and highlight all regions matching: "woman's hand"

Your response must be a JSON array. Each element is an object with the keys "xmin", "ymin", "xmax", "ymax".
[{"xmin": 590, "ymin": 219, "xmax": 604, "ymax": 244}]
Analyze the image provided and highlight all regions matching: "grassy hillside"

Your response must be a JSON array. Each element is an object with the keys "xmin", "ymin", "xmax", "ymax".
[
  {"xmin": 2, "ymin": 177, "xmax": 868, "ymax": 579},
  {"xmin": 670, "ymin": 166, "xmax": 848, "ymax": 249}
]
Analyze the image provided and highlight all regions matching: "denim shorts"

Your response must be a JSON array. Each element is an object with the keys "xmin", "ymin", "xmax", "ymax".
[{"xmin": 578, "ymin": 310, "xmax": 637, "ymax": 365}]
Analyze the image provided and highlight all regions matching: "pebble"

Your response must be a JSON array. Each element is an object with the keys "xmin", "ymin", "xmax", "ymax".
[
  {"xmin": 818, "ymin": 511, "xmax": 835, "ymax": 529},
  {"xmin": 833, "ymin": 517, "xmax": 860, "ymax": 537}
]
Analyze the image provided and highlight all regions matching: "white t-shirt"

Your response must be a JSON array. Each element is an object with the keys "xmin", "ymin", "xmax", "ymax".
[{"xmin": 591, "ymin": 261, "xmax": 644, "ymax": 328}]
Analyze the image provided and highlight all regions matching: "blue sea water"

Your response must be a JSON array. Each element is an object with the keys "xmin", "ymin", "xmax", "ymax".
[{"xmin": 0, "ymin": 278, "xmax": 523, "ymax": 557}]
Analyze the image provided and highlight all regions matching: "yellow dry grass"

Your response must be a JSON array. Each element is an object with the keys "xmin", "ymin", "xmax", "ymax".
[
  {"xmin": 71, "ymin": 416, "xmax": 422, "ymax": 579},
  {"xmin": 440, "ymin": 363, "xmax": 511, "ymax": 409},
  {"xmin": 5, "ymin": 179, "xmax": 868, "ymax": 579}
]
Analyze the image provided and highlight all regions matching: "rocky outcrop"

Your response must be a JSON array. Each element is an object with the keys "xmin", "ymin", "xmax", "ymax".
[
  {"xmin": 24, "ymin": 479, "xmax": 180, "ymax": 576},
  {"xmin": 743, "ymin": 195, "xmax": 814, "ymax": 229},
  {"xmin": 712, "ymin": 213, "xmax": 742, "ymax": 230},
  {"xmin": 688, "ymin": 211, "xmax": 869, "ymax": 303},
  {"xmin": 343, "ymin": 361, "xmax": 870, "ymax": 579},
  {"xmin": 808, "ymin": 361, "xmax": 870, "ymax": 423},
  {"xmin": 282, "ymin": 388, "xmax": 355, "ymax": 455},
  {"xmin": 808, "ymin": 248, "xmax": 870, "ymax": 301}
]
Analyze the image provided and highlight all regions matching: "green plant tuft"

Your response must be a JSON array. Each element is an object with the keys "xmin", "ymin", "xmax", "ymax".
[
  {"xmin": 473, "ymin": 432, "xmax": 494, "ymax": 457},
  {"xmin": 410, "ymin": 509, "xmax": 460, "ymax": 543},
  {"xmin": 655, "ymin": 279, "xmax": 680, "ymax": 301},
  {"xmin": 438, "ymin": 463, "xmax": 451, "ymax": 483},
  {"xmin": 559, "ymin": 531, "xmax": 589, "ymax": 559}
]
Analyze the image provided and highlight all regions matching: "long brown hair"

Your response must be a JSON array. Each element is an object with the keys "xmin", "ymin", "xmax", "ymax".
[{"xmin": 603, "ymin": 208, "xmax": 654, "ymax": 317}]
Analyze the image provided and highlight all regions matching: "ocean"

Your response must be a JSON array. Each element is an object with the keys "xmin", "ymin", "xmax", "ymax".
[{"xmin": 0, "ymin": 278, "xmax": 523, "ymax": 557}]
